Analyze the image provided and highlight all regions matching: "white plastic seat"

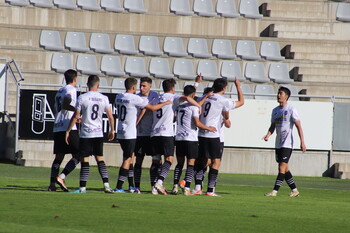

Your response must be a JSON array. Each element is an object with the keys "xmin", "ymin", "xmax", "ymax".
[
  {"xmin": 188, "ymin": 38, "xmax": 211, "ymax": 58},
  {"xmin": 170, "ymin": 0, "xmax": 194, "ymax": 16},
  {"xmin": 216, "ymin": 0, "xmax": 240, "ymax": 18},
  {"xmin": 124, "ymin": 0, "xmax": 147, "ymax": 13},
  {"xmin": 254, "ymin": 84, "xmax": 275, "ymax": 100},
  {"xmin": 230, "ymin": 83, "xmax": 253, "ymax": 99},
  {"xmin": 284, "ymin": 85, "xmax": 299, "ymax": 101},
  {"xmin": 194, "ymin": 0, "xmax": 217, "ymax": 17},
  {"xmin": 65, "ymin": 32, "xmax": 89, "ymax": 52},
  {"xmin": 76, "ymin": 54, "xmax": 101, "ymax": 75},
  {"xmin": 174, "ymin": 59, "xmax": 196, "ymax": 80},
  {"xmin": 114, "ymin": 34, "xmax": 138, "ymax": 55},
  {"xmin": 236, "ymin": 40, "xmax": 260, "ymax": 60},
  {"xmin": 245, "ymin": 62, "xmax": 268, "ymax": 83},
  {"xmin": 239, "ymin": 0, "xmax": 263, "ymax": 19},
  {"xmin": 260, "ymin": 41, "xmax": 284, "ymax": 61},
  {"xmin": 212, "ymin": 39, "xmax": 236, "ymax": 59},
  {"xmin": 111, "ymin": 78, "xmax": 126, "ymax": 93},
  {"xmin": 101, "ymin": 56, "xmax": 125, "ymax": 77},
  {"xmin": 54, "ymin": 0, "xmax": 77, "ymax": 9},
  {"xmin": 164, "ymin": 37, "xmax": 188, "ymax": 57},
  {"xmin": 268, "ymin": 63, "xmax": 293, "ymax": 84},
  {"xmin": 30, "ymin": 0, "xmax": 54, "ymax": 8},
  {"xmin": 197, "ymin": 60, "xmax": 220, "ymax": 81},
  {"xmin": 184, "ymin": 81, "xmax": 204, "ymax": 93},
  {"xmin": 336, "ymin": 3, "xmax": 350, "ymax": 22},
  {"xmin": 139, "ymin": 36, "xmax": 163, "ymax": 56},
  {"xmin": 40, "ymin": 30, "xmax": 64, "ymax": 51},
  {"xmin": 5, "ymin": 0, "xmax": 29, "ymax": 6},
  {"xmin": 90, "ymin": 33, "xmax": 113, "ymax": 53},
  {"xmin": 101, "ymin": 0, "xmax": 123, "ymax": 12},
  {"xmin": 77, "ymin": 0, "xmax": 100, "ymax": 10},
  {"xmin": 220, "ymin": 61, "xmax": 245, "ymax": 82},
  {"xmin": 125, "ymin": 57, "xmax": 149, "ymax": 77},
  {"xmin": 149, "ymin": 58, "xmax": 174, "ymax": 79},
  {"xmin": 51, "ymin": 53, "xmax": 73, "ymax": 73}
]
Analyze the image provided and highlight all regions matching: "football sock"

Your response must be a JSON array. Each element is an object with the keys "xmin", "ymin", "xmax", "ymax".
[
  {"xmin": 194, "ymin": 165, "xmax": 204, "ymax": 189},
  {"xmin": 158, "ymin": 161, "xmax": 172, "ymax": 182},
  {"xmin": 134, "ymin": 163, "xmax": 142, "ymax": 188},
  {"xmin": 103, "ymin": 182, "xmax": 110, "ymax": 189},
  {"xmin": 128, "ymin": 164, "xmax": 135, "ymax": 187},
  {"xmin": 285, "ymin": 171, "xmax": 297, "ymax": 190},
  {"xmin": 185, "ymin": 165, "xmax": 195, "ymax": 188},
  {"xmin": 150, "ymin": 162, "xmax": 160, "ymax": 186},
  {"xmin": 61, "ymin": 157, "xmax": 79, "ymax": 177},
  {"xmin": 116, "ymin": 168, "xmax": 128, "ymax": 189},
  {"xmin": 97, "ymin": 161, "xmax": 109, "ymax": 183},
  {"xmin": 173, "ymin": 164, "xmax": 183, "ymax": 185},
  {"xmin": 80, "ymin": 162, "xmax": 90, "ymax": 188},
  {"xmin": 50, "ymin": 159, "xmax": 62, "ymax": 184},
  {"xmin": 207, "ymin": 168, "xmax": 218, "ymax": 193},
  {"xmin": 273, "ymin": 173, "xmax": 285, "ymax": 191},
  {"xmin": 202, "ymin": 166, "xmax": 208, "ymax": 182}
]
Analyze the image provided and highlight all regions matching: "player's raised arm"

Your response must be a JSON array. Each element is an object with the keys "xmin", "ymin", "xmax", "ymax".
[
  {"xmin": 295, "ymin": 120, "xmax": 306, "ymax": 152},
  {"xmin": 263, "ymin": 123, "xmax": 275, "ymax": 141},
  {"xmin": 233, "ymin": 78, "xmax": 244, "ymax": 108},
  {"xmin": 65, "ymin": 109, "xmax": 80, "ymax": 144},
  {"xmin": 105, "ymin": 106, "xmax": 115, "ymax": 141}
]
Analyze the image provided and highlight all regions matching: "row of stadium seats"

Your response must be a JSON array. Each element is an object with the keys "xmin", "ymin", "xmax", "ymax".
[
  {"xmin": 336, "ymin": 3, "xmax": 350, "ymax": 22},
  {"xmin": 41, "ymin": 31, "xmax": 285, "ymax": 61},
  {"xmin": 52, "ymin": 53, "xmax": 294, "ymax": 83}
]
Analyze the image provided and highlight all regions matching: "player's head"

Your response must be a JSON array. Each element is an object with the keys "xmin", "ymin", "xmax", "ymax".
[
  {"xmin": 140, "ymin": 77, "xmax": 152, "ymax": 96},
  {"xmin": 203, "ymin": 87, "xmax": 213, "ymax": 95},
  {"xmin": 87, "ymin": 75, "xmax": 100, "ymax": 90},
  {"xmin": 212, "ymin": 78, "xmax": 228, "ymax": 93},
  {"xmin": 183, "ymin": 85, "xmax": 196, "ymax": 97},
  {"xmin": 162, "ymin": 78, "xmax": 176, "ymax": 93},
  {"xmin": 278, "ymin": 86, "xmax": 291, "ymax": 102},
  {"xmin": 64, "ymin": 69, "xmax": 78, "ymax": 85},
  {"xmin": 125, "ymin": 77, "xmax": 138, "ymax": 93}
]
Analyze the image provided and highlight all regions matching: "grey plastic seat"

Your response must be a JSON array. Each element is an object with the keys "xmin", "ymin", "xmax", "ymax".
[
  {"xmin": 62, "ymin": 75, "xmax": 85, "ymax": 86},
  {"xmin": 125, "ymin": 57, "xmax": 149, "ymax": 77},
  {"xmin": 260, "ymin": 41, "xmax": 284, "ymax": 61},
  {"xmin": 245, "ymin": 62, "xmax": 268, "ymax": 83},
  {"xmin": 174, "ymin": 59, "xmax": 196, "ymax": 80},
  {"xmin": 236, "ymin": 40, "xmax": 260, "ymax": 60},
  {"xmin": 65, "ymin": 32, "xmax": 89, "ymax": 52},
  {"xmin": 284, "ymin": 85, "xmax": 299, "ymax": 101},
  {"xmin": 139, "ymin": 36, "xmax": 163, "ymax": 56},
  {"xmin": 5, "ymin": 0, "xmax": 29, "ymax": 6},
  {"xmin": 212, "ymin": 39, "xmax": 236, "ymax": 59},
  {"xmin": 54, "ymin": 0, "xmax": 77, "ymax": 9},
  {"xmin": 40, "ymin": 30, "xmax": 64, "ymax": 51},
  {"xmin": 124, "ymin": 0, "xmax": 147, "ymax": 13},
  {"xmin": 194, "ymin": 0, "xmax": 217, "ymax": 17},
  {"xmin": 268, "ymin": 63, "xmax": 293, "ymax": 84},
  {"xmin": 216, "ymin": 0, "xmax": 240, "ymax": 18},
  {"xmin": 184, "ymin": 81, "xmax": 204, "ymax": 93},
  {"xmin": 90, "ymin": 33, "xmax": 113, "ymax": 53},
  {"xmin": 101, "ymin": 0, "xmax": 123, "ymax": 12},
  {"xmin": 111, "ymin": 78, "xmax": 126, "ymax": 93},
  {"xmin": 149, "ymin": 58, "xmax": 174, "ymax": 79},
  {"xmin": 51, "ymin": 53, "xmax": 73, "ymax": 73},
  {"xmin": 98, "ymin": 77, "xmax": 109, "ymax": 93},
  {"xmin": 230, "ymin": 83, "xmax": 253, "ymax": 99},
  {"xmin": 197, "ymin": 60, "xmax": 220, "ymax": 81},
  {"xmin": 336, "ymin": 3, "xmax": 350, "ymax": 22},
  {"xmin": 76, "ymin": 54, "xmax": 101, "ymax": 75},
  {"xmin": 77, "ymin": 0, "xmax": 100, "ymax": 10},
  {"xmin": 30, "ymin": 0, "xmax": 54, "ymax": 8},
  {"xmin": 188, "ymin": 38, "xmax": 211, "ymax": 58},
  {"xmin": 220, "ymin": 61, "xmax": 245, "ymax": 82},
  {"xmin": 170, "ymin": 0, "xmax": 194, "ymax": 16},
  {"xmin": 254, "ymin": 84, "xmax": 275, "ymax": 100},
  {"xmin": 239, "ymin": 0, "xmax": 263, "ymax": 19},
  {"xmin": 101, "ymin": 56, "xmax": 125, "ymax": 77},
  {"xmin": 164, "ymin": 37, "xmax": 188, "ymax": 57},
  {"xmin": 114, "ymin": 34, "xmax": 138, "ymax": 55}
]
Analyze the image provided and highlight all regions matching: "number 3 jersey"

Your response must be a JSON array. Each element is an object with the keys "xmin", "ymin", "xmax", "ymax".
[
  {"xmin": 175, "ymin": 102, "xmax": 200, "ymax": 142},
  {"xmin": 115, "ymin": 93, "xmax": 149, "ymax": 140},
  {"xmin": 53, "ymin": 84, "xmax": 77, "ymax": 133},
  {"xmin": 76, "ymin": 91, "xmax": 110, "ymax": 138}
]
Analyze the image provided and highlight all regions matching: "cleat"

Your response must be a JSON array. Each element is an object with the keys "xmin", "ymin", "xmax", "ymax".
[
  {"xmin": 104, "ymin": 187, "xmax": 115, "ymax": 193},
  {"xmin": 171, "ymin": 185, "xmax": 179, "ymax": 195},
  {"xmin": 48, "ymin": 186, "xmax": 57, "ymax": 192},
  {"xmin": 206, "ymin": 192, "xmax": 221, "ymax": 197},
  {"xmin": 264, "ymin": 191, "xmax": 277, "ymax": 197},
  {"xmin": 134, "ymin": 188, "xmax": 141, "ymax": 194},
  {"xmin": 191, "ymin": 189, "xmax": 203, "ymax": 196},
  {"xmin": 113, "ymin": 188, "xmax": 126, "ymax": 193},
  {"xmin": 129, "ymin": 186, "xmax": 137, "ymax": 193},
  {"xmin": 151, "ymin": 187, "xmax": 158, "ymax": 195},
  {"xmin": 183, "ymin": 188, "xmax": 192, "ymax": 196},
  {"xmin": 71, "ymin": 189, "xmax": 86, "ymax": 194},
  {"xmin": 56, "ymin": 176, "xmax": 69, "ymax": 192},
  {"xmin": 178, "ymin": 180, "xmax": 186, "ymax": 189},
  {"xmin": 288, "ymin": 190, "xmax": 300, "ymax": 197},
  {"xmin": 154, "ymin": 182, "xmax": 168, "ymax": 195}
]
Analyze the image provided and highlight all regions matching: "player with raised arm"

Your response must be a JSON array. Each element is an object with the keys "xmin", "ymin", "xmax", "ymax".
[
  {"xmin": 65, "ymin": 75, "xmax": 115, "ymax": 193},
  {"xmin": 263, "ymin": 86, "xmax": 306, "ymax": 197}
]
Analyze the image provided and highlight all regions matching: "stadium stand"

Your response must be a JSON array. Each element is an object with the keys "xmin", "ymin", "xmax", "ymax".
[
  {"xmin": 220, "ymin": 60, "xmax": 245, "ymax": 82},
  {"xmin": 244, "ymin": 62, "xmax": 268, "ymax": 83},
  {"xmin": 236, "ymin": 40, "xmax": 261, "ymax": 60},
  {"xmin": 170, "ymin": 0, "xmax": 194, "ymax": 16},
  {"xmin": 100, "ymin": 0, "xmax": 124, "ymax": 12},
  {"xmin": 216, "ymin": 0, "xmax": 240, "ymax": 18},
  {"xmin": 76, "ymin": 54, "xmax": 101, "ymax": 75},
  {"xmin": 230, "ymin": 83, "xmax": 253, "ymax": 99},
  {"xmin": 40, "ymin": 30, "xmax": 64, "ymax": 51},
  {"xmin": 254, "ymin": 84, "xmax": 275, "ymax": 100},
  {"xmin": 193, "ymin": 0, "xmax": 217, "ymax": 17},
  {"xmin": 51, "ymin": 53, "xmax": 73, "ymax": 73},
  {"xmin": 100, "ymin": 55, "xmax": 125, "ymax": 77},
  {"xmin": 159, "ymin": 80, "xmax": 181, "ymax": 92},
  {"xmin": 30, "ymin": 0, "xmax": 54, "ymax": 8},
  {"xmin": 163, "ymin": 37, "xmax": 188, "ymax": 57},
  {"xmin": 197, "ymin": 60, "xmax": 220, "ymax": 81},
  {"xmin": 139, "ymin": 35, "xmax": 163, "ymax": 56},
  {"xmin": 65, "ymin": 32, "xmax": 89, "ymax": 52},
  {"xmin": 90, "ymin": 33, "xmax": 113, "ymax": 54},
  {"xmin": 173, "ymin": 59, "xmax": 196, "ymax": 80},
  {"xmin": 124, "ymin": 0, "xmax": 147, "ymax": 13},
  {"xmin": 268, "ymin": 63, "xmax": 293, "ymax": 84},
  {"xmin": 125, "ymin": 56, "xmax": 149, "ymax": 77},
  {"xmin": 185, "ymin": 81, "xmax": 204, "ymax": 92},
  {"xmin": 5, "ymin": 0, "xmax": 29, "ymax": 6},
  {"xmin": 99, "ymin": 77, "xmax": 109, "ymax": 93},
  {"xmin": 260, "ymin": 41, "xmax": 284, "ymax": 61},
  {"xmin": 77, "ymin": 0, "xmax": 100, "ymax": 11},
  {"xmin": 188, "ymin": 38, "xmax": 212, "ymax": 58},
  {"xmin": 114, "ymin": 34, "xmax": 138, "ymax": 55},
  {"xmin": 111, "ymin": 78, "xmax": 126, "ymax": 93},
  {"xmin": 53, "ymin": 0, "xmax": 77, "ymax": 9},
  {"xmin": 149, "ymin": 58, "xmax": 174, "ymax": 79},
  {"xmin": 212, "ymin": 39, "xmax": 236, "ymax": 59},
  {"xmin": 284, "ymin": 85, "xmax": 299, "ymax": 102},
  {"xmin": 336, "ymin": 3, "xmax": 350, "ymax": 22},
  {"xmin": 239, "ymin": 0, "xmax": 263, "ymax": 19}
]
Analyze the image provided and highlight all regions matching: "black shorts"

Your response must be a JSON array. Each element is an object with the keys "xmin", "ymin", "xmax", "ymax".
[
  {"xmin": 151, "ymin": 136, "xmax": 175, "ymax": 157},
  {"xmin": 176, "ymin": 141, "xmax": 199, "ymax": 159},
  {"xmin": 79, "ymin": 137, "xmax": 104, "ymax": 157},
  {"xmin": 220, "ymin": 142, "xmax": 224, "ymax": 157},
  {"xmin": 134, "ymin": 136, "xmax": 153, "ymax": 157},
  {"xmin": 119, "ymin": 139, "xmax": 137, "ymax": 158},
  {"xmin": 198, "ymin": 137, "xmax": 222, "ymax": 159},
  {"xmin": 275, "ymin": 148, "xmax": 293, "ymax": 163},
  {"xmin": 53, "ymin": 131, "xmax": 79, "ymax": 155}
]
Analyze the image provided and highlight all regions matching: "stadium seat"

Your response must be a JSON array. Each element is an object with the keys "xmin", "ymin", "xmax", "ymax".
[
  {"xmin": 51, "ymin": 53, "xmax": 73, "ymax": 73},
  {"xmin": 76, "ymin": 54, "xmax": 101, "ymax": 75},
  {"xmin": 197, "ymin": 60, "xmax": 220, "ymax": 81},
  {"xmin": 239, "ymin": 0, "xmax": 263, "ymax": 19},
  {"xmin": 111, "ymin": 78, "xmax": 126, "ymax": 93},
  {"xmin": 336, "ymin": 3, "xmax": 350, "ymax": 22},
  {"xmin": 188, "ymin": 38, "xmax": 211, "ymax": 58},
  {"xmin": 260, "ymin": 41, "xmax": 284, "ymax": 61},
  {"xmin": 30, "ymin": 0, "xmax": 54, "ymax": 8},
  {"xmin": 284, "ymin": 85, "xmax": 299, "ymax": 101},
  {"xmin": 125, "ymin": 57, "xmax": 149, "ymax": 77},
  {"xmin": 163, "ymin": 37, "xmax": 188, "ymax": 57},
  {"xmin": 220, "ymin": 61, "xmax": 245, "ymax": 82},
  {"xmin": 65, "ymin": 32, "xmax": 89, "ymax": 52},
  {"xmin": 236, "ymin": 40, "xmax": 260, "ymax": 60},
  {"xmin": 216, "ymin": 0, "xmax": 240, "ymax": 18},
  {"xmin": 90, "ymin": 33, "xmax": 113, "ymax": 53},
  {"xmin": 77, "ymin": 0, "xmax": 100, "ymax": 11},
  {"xmin": 114, "ymin": 34, "xmax": 138, "ymax": 55},
  {"xmin": 174, "ymin": 59, "xmax": 196, "ymax": 80},
  {"xmin": 101, "ymin": 55, "xmax": 125, "ymax": 77},
  {"xmin": 193, "ymin": 0, "xmax": 217, "ymax": 17},
  {"xmin": 100, "ymin": 0, "xmax": 124, "ymax": 12},
  {"xmin": 139, "ymin": 36, "xmax": 163, "ymax": 56},
  {"xmin": 5, "ymin": 0, "xmax": 29, "ymax": 6},
  {"xmin": 170, "ymin": 0, "xmax": 194, "ymax": 16},
  {"xmin": 40, "ymin": 30, "xmax": 64, "ymax": 51},
  {"xmin": 212, "ymin": 39, "xmax": 236, "ymax": 59},
  {"xmin": 244, "ymin": 62, "xmax": 269, "ymax": 83},
  {"xmin": 230, "ymin": 83, "xmax": 253, "ymax": 99},
  {"xmin": 62, "ymin": 75, "xmax": 86, "ymax": 86},
  {"xmin": 254, "ymin": 84, "xmax": 275, "ymax": 100},
  {"xmin": 184, "ymin": 81, "xmax": 204, "ymax": 92},
  {"xmin": 99, "ymin": 77, "xmax": 109, "ymax": 93},
  {"xmin": 124, "ymin": 0, "xmax": 147, "ymax": 13},
  {"xmin": 54, "ymin": 0, "xmax": 77, "ymax": 9},
  {"xmin": 149, "ymin": 58, "xmax": 174, "ymax": 79},
  {"xmin": 268, "ymin": 63, "xmax": 294, "ymax": 84}
]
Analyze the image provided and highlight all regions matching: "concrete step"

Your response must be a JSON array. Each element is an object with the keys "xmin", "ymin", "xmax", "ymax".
[{"xmin": 294, "ymin": 53, "xmax": 350, "ymax": 62}]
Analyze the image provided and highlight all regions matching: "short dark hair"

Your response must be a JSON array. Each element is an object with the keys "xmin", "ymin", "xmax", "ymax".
[
  {"xmin": 64, "ymin": 69, "xmax": 77, "ymax": 84},
  {"xmin": 125, "ymin": 77, "xmax": 138, "ymax": 90},
  {"xmin": 140, "ymin": 77, "xmax": 152, "ymax": 85},
  {"xmin": 203, "ymin": 87, "xmax": 213, "ymax": 95},
  {"xmin": 212, "ymin": 78, "xmax": 227, "ymax": 93},
  {"xmin": 183, "ymin": 85, "xmax": 196, "ymax": 96},
  {"xmin": 279, "ymin": 86, "xmax": 291, "ymax": 100},
  {"xmin": 162, "ymin": 78, "xmax": 176, "ymax": 93},
  {"xmin": 87, "ymin": 75, "xmax": 99, "ymax": 89}
]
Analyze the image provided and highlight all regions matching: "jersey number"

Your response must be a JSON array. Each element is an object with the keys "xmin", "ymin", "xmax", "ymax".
[
  {"xmin": 203, "ymin": 102, "xmax": 211, "ymax": 117},
  {"xmin": 117, "ymin": 105, "xmax": 127, "ymax": 121},
  {"xmin": 91, "ymin": 104, "xmax": 99, "ymax": 120},
  {"xmin": 179, "ymin": 110, "xmax": 185, "ymax": 126},
  {"xmin": 156, "ymin": 108, "xmax": 163, "ymax": 119}
]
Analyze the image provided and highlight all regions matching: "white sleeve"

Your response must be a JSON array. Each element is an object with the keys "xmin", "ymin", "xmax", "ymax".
[
  {"xmin": 135, "ymin": 95, "xmax": 149, "ymax": 108},
  {"xmin": 223, "ymin": 99, "xmax": 236, "ymax": 112},
  {"xmin": 192, "ymin": 106, "xmax": 199, "ymax": 118},
  {"xmin": 76, "ymin": 96, "xmax": 82, "ymax": 111},
  {"xmin": 104, "ymin": 95, "xmax": 111, "ymax": 112},
  {"xmin": 291, "ymin": 107, "xmax": 300, "ymax": 123}
]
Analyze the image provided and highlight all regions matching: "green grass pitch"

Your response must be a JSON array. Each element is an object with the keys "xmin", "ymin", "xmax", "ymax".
[{"xmin": 0, "ymin": 163, "xmax": 350, "ymax": 233}]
